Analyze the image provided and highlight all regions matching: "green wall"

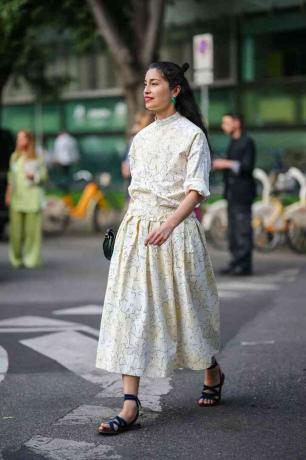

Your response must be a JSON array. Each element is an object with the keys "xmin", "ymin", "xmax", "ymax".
[
  {"xmin": 2, "ymin": 97, "xmax": 128, "ymax": 183},
  {"xmin": 2, "ymin": 89, "xmax": 306, "ymax": 182}
]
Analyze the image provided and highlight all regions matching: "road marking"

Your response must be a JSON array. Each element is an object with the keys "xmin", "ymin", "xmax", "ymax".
[
  {"xmin": 0, "ymin": 327, "xmax": 97, "ymax": 334},
  {"xmin": 216, "ymin": 269, "xmax": 300, "ymax": 299},
  {"xmin": 21, "ymin": 330, "xmax": 103, "ymax": 384},
  {"xmin": 55, "ymin": 404, "xmax": 158, "ymax": 426},
  {"xmin": 0, "ymin": 346, "xmax": 8, "ymax": 384},
  {"xmin": 0, "ymin": 316, "xmax": 80, "ymax": 329},
  {"xmin": 0, "ymin": 315, "xmax": 99, "ymax": 337},
  {"xmin": 96, "ymin": 374, "xmax": 172, "ymax": 412},
  {"xmin": 20, "ymin": 329, "xmax": 171, "ymax": 411},
  {"xmin": 218, "ymin": 281, "xmax": 279, "ymax": 291},
  {"xmin": 241, "ymin": 340, "xmax": 275, "ymax": 346},
  {"xmin": 218, "ymin": 291, "xmax": 241, "ymax": 299},
  {"xmin": 55, "ymin": 404, "xmax": 120, "ymax": 426},
  {"xmin": 53, "ymin": 305, "xmax": 102, "ymax": 316},
  {"xmin": 23, "ymin": 436, "xmax": 121, "ymax": 459}
]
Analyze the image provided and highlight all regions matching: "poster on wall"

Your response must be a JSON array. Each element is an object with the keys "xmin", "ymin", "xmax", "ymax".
[{"xmin": 64, "ymin": 97, "xmax": 127, "ymax": 133}]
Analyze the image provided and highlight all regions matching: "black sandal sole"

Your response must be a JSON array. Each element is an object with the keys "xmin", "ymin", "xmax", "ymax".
[{"xmin": 98, "ymin": 422, "xmax": 141, "ymax": 435}]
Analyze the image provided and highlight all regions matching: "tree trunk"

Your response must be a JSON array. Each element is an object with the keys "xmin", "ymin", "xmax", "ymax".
[
  {"xmin": 0, "ymin": 90, "xmax": 2, "ymax": 129},
  {"xmin": 87, "ymin": 0, "xmax": 166, "ymax": 125},
  {"xmin": 0, "ymin": 72, "xmax": 12, "ymax": 129},
  {"xmin": 0, "ymin": 83, "xmax": 5, "ymax": 129}
]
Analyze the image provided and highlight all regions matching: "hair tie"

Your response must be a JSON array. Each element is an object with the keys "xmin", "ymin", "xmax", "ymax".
[{"xmin": 181, "ymin": 63, "xmax": 189, "ymax": 73}]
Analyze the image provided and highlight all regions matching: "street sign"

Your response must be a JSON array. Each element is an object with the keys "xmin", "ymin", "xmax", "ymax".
[{"xmin": 193, "ymin": 33, "xmax": 214, "ymax": 85}]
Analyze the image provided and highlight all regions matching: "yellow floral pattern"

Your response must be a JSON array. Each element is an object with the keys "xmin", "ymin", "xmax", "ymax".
[{"xmin": 96, "ymin": 112, "xmax": 220, "ymax": 378}]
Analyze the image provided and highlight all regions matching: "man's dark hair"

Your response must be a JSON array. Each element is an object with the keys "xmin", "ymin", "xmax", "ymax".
[{"xmin": 224, "ymin": 113, "xmax": 244, "ymax": 129}]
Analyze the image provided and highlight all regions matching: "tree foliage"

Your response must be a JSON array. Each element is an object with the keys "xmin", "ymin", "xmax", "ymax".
[
  {"xmin": 0, "ymin": 0, "xmax": 167, "ymax": 123},
  {"xmin": 0, "ymin": 0, "xmax": 98, "ymax": 104}
]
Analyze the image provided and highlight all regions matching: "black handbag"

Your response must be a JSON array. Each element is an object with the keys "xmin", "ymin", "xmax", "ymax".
[{"xmin": 103, "ymin": 228, "xmax": 116, "ymax": 260}]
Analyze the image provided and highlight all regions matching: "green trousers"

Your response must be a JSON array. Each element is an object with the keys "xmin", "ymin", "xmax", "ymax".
[{"xmin": 9, "ymin": 209, "xmax": 42, "ymax": 268}]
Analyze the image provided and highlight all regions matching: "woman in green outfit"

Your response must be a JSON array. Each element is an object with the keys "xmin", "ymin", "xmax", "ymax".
[{"xmin": 5, "ymin": 130, "xmax": 47, "ymax": 268}]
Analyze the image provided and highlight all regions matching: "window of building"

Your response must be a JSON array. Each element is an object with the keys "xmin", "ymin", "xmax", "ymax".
[
  {"xmin": 242, "ymin": 30, "xmax": 306, "ymax": 82},
  {"xmin": 241, "ymin": 87, "xmax": 299, "ymax": 126}
]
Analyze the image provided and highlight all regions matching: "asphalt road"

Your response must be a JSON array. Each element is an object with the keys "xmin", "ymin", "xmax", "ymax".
[{"xmin": 0, "ymin": 234, "xmax": 305, "ymax": 460}]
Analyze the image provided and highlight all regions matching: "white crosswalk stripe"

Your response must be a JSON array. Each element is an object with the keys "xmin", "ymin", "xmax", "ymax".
[
  {"xmin": 0, "ymin": 346, "xmax": 8, "ymax": 384},
  {"xmin": 219, "ymin": 281, "xmax": 279, "ymax": 291},
  {"xmin": 217, "ymin": 268, "xmax": 299, "ymax": 299},
  {"xmin": 96, "ymin": 375, "xmax": 172, "ymax": 412},
  {"xmin": 218, "ymin": 291, "xmax": 243, "ymax": 298},
  {"xmin": 53, "ymin": 305, "xmax": 102, "ymax": 316},
  {"xmin": 20, "ymin": 328, "xmax": 172, "ymax": 412},
  {"xmin": 21, "ymin": 330, "xmax": 103, "ymax": 384},
  {"xmin": 55, "ymin": 404, "xmax": 158, "ymax": 426},
  {"xmin": 23, "ymin": 436, "xmax": 121, "ymax": 459},
  {"xmin": 0, "ymin": 315, "xmax": 99, "ymax": 336}
]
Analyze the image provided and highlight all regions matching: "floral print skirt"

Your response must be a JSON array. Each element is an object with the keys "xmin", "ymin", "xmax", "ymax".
[{"xmin": 96, "ymin": 212, "xmax": 220, "ymax": 378}]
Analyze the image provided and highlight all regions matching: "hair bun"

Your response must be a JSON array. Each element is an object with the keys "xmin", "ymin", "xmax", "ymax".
[{"xmin": 181, "ymin": 63, "xmax": 189, "ymax": 73}]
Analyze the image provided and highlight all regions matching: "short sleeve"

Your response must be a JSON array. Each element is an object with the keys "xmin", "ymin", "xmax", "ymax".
[
  {"xmin": 183, "ymin": 131, "xmax": 211, "ymax": 198},
  {"xmin": 127, "ymin": 138, "xmax": 136, "ymax": 172}
]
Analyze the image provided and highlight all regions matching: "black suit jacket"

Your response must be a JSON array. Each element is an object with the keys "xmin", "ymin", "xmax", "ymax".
[{"xmin": 224, "ymin": 133, "xmax": 256, "ymax": 205}]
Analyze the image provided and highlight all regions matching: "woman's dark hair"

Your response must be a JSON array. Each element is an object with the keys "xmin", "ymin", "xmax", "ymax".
[{"xmin": 148, "ymin": 61, "xmax": 208, "ymax": 139}]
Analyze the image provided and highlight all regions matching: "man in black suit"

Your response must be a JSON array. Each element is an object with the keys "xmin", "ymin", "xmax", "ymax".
[{"xmin": 213, "ymin": 113, "xmax": 256, "ymax": 276}]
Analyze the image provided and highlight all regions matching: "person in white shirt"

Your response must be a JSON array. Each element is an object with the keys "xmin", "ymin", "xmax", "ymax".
[{"xmin": 53, "ymin": 131, "xmax": 80, "ymax": 190}]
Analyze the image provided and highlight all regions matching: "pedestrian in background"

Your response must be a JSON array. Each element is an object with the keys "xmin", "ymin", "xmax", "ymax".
[
  {"xmin": 213, "ymin": 113, "xmax": 256, "ymax": 276},
  {"xmin": 53, "ymin": 131, "xmax": 79, "ymax": 191},
  {"xmin": 121, "ymin": 111, "xmax": 154, "ymax": 182},
  {"xmin": 5, "ymin": 130, "xmax": 47, "ymax": 268},
  {"xmin": 96, "ymin": 61, "xmax": 222, "ymax": 435},
  {"xmin": 0, "ymin": 128, "xmax": 15, "ymax": 238}
]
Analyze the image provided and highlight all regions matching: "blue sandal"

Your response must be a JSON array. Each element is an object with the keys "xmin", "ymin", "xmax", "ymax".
[
  {"xmin": 98, "ymin": 394, "xmax": 141, "ymax": 435},
  {"xmin": 198, "ymin": 360, "xmax": 225, "ymax": 407}
]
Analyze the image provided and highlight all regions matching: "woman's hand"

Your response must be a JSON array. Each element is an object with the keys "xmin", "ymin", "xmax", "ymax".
[
  {"xmin": 25, "ymin": 171, "xmax": 35, "ymax": 180},
  {"xmin": 5, "ymin": 188, "xmax": 11, "ymax": 206},
  {"xmin": 121, "ymin": 161, "xmax": 130, "ymax": 179},
  {"xmin": 145, "ymin": 222, "xmax": 174, "ymax": 246},
  {"xmin": 212, "ymin": 159, "xmax": 233, "ymax": 170},
  {"xmin": 144, "ymin": 190, "xmax": 201, "ymax": 247},
  {"xmin": 4, "ymin": 192, "xmax": 11, "ymax": 207}
]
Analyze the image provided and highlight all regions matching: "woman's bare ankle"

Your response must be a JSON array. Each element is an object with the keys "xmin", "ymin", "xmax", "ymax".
[
  {"xmin": 119, "ymin": 400, "xmax": 138, "ymax": 420},
  {"xmin": 204, "ymin": 365, "xmax": 220, "ymax": 384}
]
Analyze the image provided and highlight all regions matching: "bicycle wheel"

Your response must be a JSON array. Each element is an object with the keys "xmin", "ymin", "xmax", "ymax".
[
  {"xmin": 286, "ymin": 220, "xmax": 306, "ymax": 254},
  {"xmin": 43, "ymin": 197, "xmax": 70, "ymax": 236},
  {"xmin": 208, "ymin": 212, "xmax": 228, "ymax": 250},
  {"xmin": 93, "ymin": 203, "xmax": 118, "ymax": 233},
  {"xmin": 253, "ymin": 217, "xmax": 281, "ymax": 252}
]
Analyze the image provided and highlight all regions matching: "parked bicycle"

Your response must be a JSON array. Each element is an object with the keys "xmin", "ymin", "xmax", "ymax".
[
  {"xmin": 203, "ymin": 168, "xmax": 271, "ymax": 251},
  {"xmin": 203, "ymin": 167, "xmax": 306, "ymax": 254},
  {"xmin": 254, "ymin": 167, "xmax": 306, "ymax": 253},
  {"xmin": 43, "ymin": 170, "xmax": 117, "ymax": 235}
]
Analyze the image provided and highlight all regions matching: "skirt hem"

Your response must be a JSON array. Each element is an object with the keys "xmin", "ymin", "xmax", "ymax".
[{"xmin": 96, "ymin": 350, "xmax": 220, "ymax": 379}]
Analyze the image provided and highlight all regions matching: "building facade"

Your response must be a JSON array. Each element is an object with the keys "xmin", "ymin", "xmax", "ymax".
[{"xmin": 2, "ymin": 0, "xmax": 306, "ymax": 181}]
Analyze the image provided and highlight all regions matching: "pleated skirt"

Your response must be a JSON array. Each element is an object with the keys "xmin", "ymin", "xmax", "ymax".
[{"xmin": 96, "ymin": 211, "xmax": 220, "ymax": 378}]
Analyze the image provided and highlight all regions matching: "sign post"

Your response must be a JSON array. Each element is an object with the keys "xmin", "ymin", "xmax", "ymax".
[{"xmin": 193, "ymin": 34, "xmax": 214, "ymax": 125}]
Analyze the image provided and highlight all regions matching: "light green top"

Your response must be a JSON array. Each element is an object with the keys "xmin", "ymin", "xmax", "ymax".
[{"xmin": 8, "ymin": 152, "xmax": 47, "ymax": 212}]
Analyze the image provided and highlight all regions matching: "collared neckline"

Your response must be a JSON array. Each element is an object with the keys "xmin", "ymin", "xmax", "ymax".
[{"xmin": 154, "ymin": 111, "xmax": 181, "ymax": 126}]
